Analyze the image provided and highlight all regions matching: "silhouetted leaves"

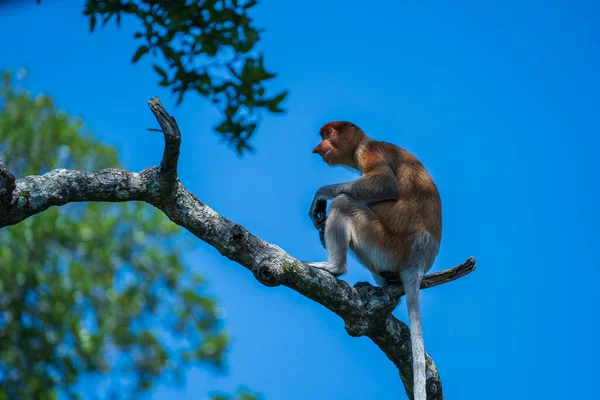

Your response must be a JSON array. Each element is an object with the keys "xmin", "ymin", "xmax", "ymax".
[
  {"xmin": 131, "ymin": 45, "xmax": 149, "ymax": 63},
  {"xmin": 89, "ymin": 13, "xmax": 96, "ymax": 32},
  {"xmin": 80, "ymin": 0, "xmax": 288, "ymax": 155}
]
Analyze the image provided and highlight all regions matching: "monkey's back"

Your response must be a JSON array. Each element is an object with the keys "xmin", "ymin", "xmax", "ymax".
[{"xmin": 364, "ymin": 141, "xmax": 442, "ymax": 245}]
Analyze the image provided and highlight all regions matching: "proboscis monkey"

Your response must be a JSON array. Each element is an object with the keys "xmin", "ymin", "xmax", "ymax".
[{"xmin": 305, "ymin": 121, "xmax": 442, "ymax": 400}]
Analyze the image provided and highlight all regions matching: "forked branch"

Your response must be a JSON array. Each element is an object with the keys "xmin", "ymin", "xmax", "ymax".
[{"xmin": 0, "ymin": 97, "xmax": 476, "ymax": 400}]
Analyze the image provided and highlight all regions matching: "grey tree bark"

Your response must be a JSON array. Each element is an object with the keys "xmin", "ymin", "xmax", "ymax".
[{"xmin": 0, "ymin": 97, "xmax": 475, "ymax": 400}]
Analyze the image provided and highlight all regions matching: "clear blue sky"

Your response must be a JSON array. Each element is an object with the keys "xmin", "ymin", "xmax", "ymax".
[{"xmin": 2, "ymin": 0, "xmax": 599, "ymax": 399}]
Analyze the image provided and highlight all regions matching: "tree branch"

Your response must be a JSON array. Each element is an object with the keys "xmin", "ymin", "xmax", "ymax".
[
  {"xmin": 147, "ymin": 97, "xmax": 181, "ymax": 179},
  {"xmin": 0, "ymin": 97, "xmax": 476, "ymax": 400},
  {"xmin": 384, "ymin": 257, "xmax": 476, "ymax": 298},
  {"xmin": 0, "ymin": 160, "xmax": 16, "ymax": 208}
]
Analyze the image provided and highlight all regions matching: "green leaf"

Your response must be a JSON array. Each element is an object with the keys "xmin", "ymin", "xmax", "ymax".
[
  {"xmin": 266, "ymin": 91, "xmax": 288, "ymax": 113},
  {"xmin": 131, "ymin": 46, "xmax": 149, "ymax": 63},
  {"xmin": 153, "ymin": 64, "xmax": 168, "ymax": 80},
  {"xmin": 215, "ymin": 120, "xmax": 232, "ymax": 134},
  {"xmin": 243, "ymin": 0, "xmax": 258, "ymax": 9},
  {"xmin": 161, "ymin": 45, "xmax": 177, "ymax": 60},
  {"xmin": 89, "ymin": 15, "xmax": 96, "ymax": 32}
]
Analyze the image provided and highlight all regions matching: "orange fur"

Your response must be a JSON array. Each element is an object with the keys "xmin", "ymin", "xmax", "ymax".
[{"xmin": 314, "ymin": 122, "xmax": 442, "ymax": 271}]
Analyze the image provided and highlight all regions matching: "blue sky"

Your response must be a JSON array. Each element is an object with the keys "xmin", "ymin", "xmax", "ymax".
[{"xmin": 1, "ymin": 0, "xmax": 599, "ymax": 399}]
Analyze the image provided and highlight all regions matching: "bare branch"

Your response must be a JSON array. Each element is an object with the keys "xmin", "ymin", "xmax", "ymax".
[
  {"xmin": 148, "ymin": 96, "xmax": 181, "ymax": 180},
  {"xmin": 0, "ymin": 167, "xmax": 161, "ymax": 227},
  {"xmin": 0, "ymin": 98, "xmax": 476, "ymax": 400}
]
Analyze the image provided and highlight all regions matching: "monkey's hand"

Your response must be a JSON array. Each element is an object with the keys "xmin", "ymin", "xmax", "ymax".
[{"xmin": 308, "ymin": 191, "xmax": 328, "ymax": 230}]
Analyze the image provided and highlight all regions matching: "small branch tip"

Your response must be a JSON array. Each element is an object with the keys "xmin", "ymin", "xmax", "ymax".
[{"xmin": 146, "ymin": 96, "xmax": 182, "ymax": 182}]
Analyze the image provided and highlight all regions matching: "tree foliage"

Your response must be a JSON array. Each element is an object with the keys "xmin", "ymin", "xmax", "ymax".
[
  {"xmin": 0, "ymin": 70, "xmax": 236, "ymax": 399},
  {"xmin": 82, "ymin": 0, "xmax": 287, "ymax": 155}
]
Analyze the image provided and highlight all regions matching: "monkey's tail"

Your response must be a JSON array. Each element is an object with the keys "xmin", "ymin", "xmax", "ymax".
[{"xmin": 401, "ymin": 265, "xmax": 427, "ymax": 400}]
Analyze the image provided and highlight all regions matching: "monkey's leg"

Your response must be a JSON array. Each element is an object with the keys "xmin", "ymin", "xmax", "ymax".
[
  {"xmin": 305, "ymin": 194, "xmax": 389, "ymax": 277},
  {"xmin": 304, "ymin": 195, "xmax": 351, "ymax": 276},
  {"xmin": 318, "ymin": 227, "xmax": 326, "ymax": 249}
]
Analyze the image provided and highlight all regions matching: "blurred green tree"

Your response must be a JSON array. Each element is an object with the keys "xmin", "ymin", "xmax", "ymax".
[{"xmin": 0, "ymin": 70, "xmax": 257, "ymax": 400}]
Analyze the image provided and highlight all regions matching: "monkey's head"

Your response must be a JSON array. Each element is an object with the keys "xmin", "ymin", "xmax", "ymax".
[{"xmin": 313, "ymin": 121, "xmax": 365, "ymax": 167}]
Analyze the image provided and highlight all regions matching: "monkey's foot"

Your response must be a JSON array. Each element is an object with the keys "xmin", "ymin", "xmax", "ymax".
[{"xmin": 302, "ymin": 261, "xmax": 346, "ymax": 277}]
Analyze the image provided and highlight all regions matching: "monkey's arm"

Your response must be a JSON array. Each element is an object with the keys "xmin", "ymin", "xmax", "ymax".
[
  {"xmin": 317, "ymin": 142, "xmax": 401, "ymax": 204},
  {"xmin": 309, "ymin": 166, "xmax": 398, "ymax": 229},
  {"xmin": 317, "ymin": 167, "xmax": 399, "ymax": 203}
]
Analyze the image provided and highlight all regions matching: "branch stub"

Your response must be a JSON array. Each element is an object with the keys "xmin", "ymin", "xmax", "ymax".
[{"xmin": 254, "ymin": 257, "xmax": 283, "ymax": 287}]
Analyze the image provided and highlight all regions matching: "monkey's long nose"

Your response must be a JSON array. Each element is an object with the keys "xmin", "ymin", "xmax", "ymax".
[{"xmin": 312, "ymin": 144, "xmax": 322, "ymax": 154}]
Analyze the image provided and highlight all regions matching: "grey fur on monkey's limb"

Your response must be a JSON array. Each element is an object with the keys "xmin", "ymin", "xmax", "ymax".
[{"xmin": 0, "ymin": 97, "xmax": 476, "ymax": 400}]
